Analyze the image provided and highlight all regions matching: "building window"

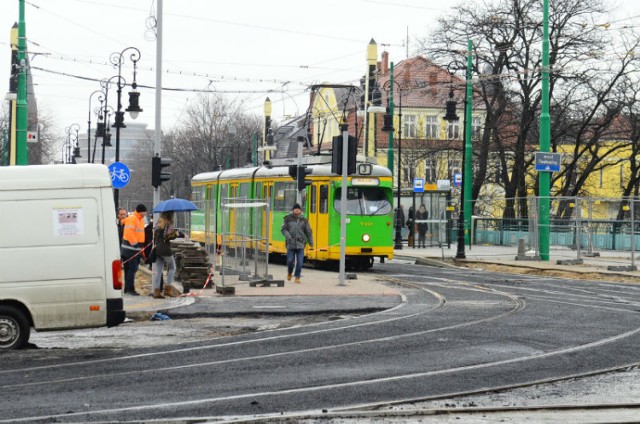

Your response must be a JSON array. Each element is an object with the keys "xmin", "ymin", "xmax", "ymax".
[
  {"xmin": 447, "ymin": 121, "xmax": 460, "ymax": 140},
  {"xmin": 472, "ymin": 116, "xmax": 483, "ymax": 140},
  {"xmin": 424, "ymin": 115, "xmax": 438, "ymax": 139},
  {"xmin": 425, "ymin": 160, "xmax": 436, "ymax": 183},
  {"xmin": 403, "ymin": 115, "xmax": 417, "ymax": 138}
]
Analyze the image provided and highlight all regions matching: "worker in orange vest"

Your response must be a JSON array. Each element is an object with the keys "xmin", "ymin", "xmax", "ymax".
[{"xmin": 121, "ymin": 204, "xmax": 147, "ymax": 295}]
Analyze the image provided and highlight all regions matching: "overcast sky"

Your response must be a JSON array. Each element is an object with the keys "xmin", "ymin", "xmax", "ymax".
[{"xmin": 1, "ymin": 0, "xmax": 638, "ymax": 138}]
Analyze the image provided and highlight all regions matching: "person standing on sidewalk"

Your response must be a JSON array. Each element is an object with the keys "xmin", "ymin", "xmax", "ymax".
[
  {"xmin": 281, "ymin": 203, "xmax": 314, "ymax": 284},
  {"xmin": 117, "ymin": 207, "xmax": 127, "ymax": 245},
  {"xmin": 121, "ymin": 204, "xmax": 147, "ymax": 296},
  {"xmin": 151, "ymin": 212, "xmax": 179, "ymax": 299},
  {"xmin": 416, "ymin": 204, "xmax": 429, "ymax": 248}
]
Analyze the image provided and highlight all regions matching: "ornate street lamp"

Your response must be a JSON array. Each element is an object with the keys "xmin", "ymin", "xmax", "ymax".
[
  {"xmin": 445, "ymin": 40, "xmax": 473, "ymax": 260},
  {"xmin": 107, "ymin": 46, "xmax": 143, "ymax": 209},
  {"xmin": 87, "ymin": 89, "xmax": 106, "ymax": 163},
  {"xmin": 64, "ymin": 123, "xmax": 81, "ymax": 164}
]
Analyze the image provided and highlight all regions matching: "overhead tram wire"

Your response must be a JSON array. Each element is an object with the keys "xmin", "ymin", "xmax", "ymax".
[{"xmin": 29, "ymin": 66, "xmax": 310, "ymax": 95}]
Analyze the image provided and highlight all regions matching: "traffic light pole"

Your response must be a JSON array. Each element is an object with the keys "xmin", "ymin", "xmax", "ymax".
[
  {"xmin": 297, "ymin": 136, "xmax": 303, "ymax": 205},
  {"xmin": 153, "ymin": 0, "xmax": 164, "ymax": 210},
  {"xmin": 338, "ymin": 123, "xmax": 348, "ymax": 286}
]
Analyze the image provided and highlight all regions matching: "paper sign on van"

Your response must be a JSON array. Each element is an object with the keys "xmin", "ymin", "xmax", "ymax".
[{"xmin": 52, "ymin": 207, "xmax": 84, "ymax": 236}]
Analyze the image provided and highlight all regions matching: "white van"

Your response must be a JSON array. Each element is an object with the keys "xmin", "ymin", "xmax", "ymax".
[{"xmin": 0, "ymin": 164, "xmax": 125, "ymax": 349}]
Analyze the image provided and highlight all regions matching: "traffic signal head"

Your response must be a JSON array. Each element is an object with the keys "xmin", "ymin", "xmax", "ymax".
[
  {"xmin": 330, "ymin": 135, "xmax": 357, "ymax": 175},
  {"xmin": 151, "ymin": 156, "xmax": 172, "ymax": 188},
  {"xmin": 288, "ymin": 165, "xmax": 297, "ymax": 179},
  {"xmin": 297, "ymin": 165, "xmax": 312, "ymax": 192}
]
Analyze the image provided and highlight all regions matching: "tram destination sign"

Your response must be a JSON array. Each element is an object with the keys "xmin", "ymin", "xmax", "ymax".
[{"xmin": 534, "ymin": 152, "xmax": 561, "ymax": 173}]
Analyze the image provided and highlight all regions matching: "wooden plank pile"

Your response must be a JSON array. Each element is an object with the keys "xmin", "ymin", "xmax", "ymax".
[{"xmin": 171, "ymin": 240, "xmax": 211, "ymax": 292}]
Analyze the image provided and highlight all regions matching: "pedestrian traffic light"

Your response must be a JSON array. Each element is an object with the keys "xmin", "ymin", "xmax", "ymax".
[
  {"xmin": 297, "ymin": 165, "xmax": 312, "ymax": 192},
  {"xmin": 151, "ymin": 155, "xmax": 171, "ymax": 188},
  {"xmin": 331, "ymin": 135, "xmax": 357, "ymax": 175}
]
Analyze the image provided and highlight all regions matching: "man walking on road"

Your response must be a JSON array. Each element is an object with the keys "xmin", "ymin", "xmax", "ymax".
[{"xmin": 281, "ymin": 203, "xmax": 314, "ymax": 284}]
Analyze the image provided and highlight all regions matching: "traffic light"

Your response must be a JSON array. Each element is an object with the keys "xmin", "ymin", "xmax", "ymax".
[
  {"xmin": 297, "ymin": 165, "xmax": 312, "ymax": 192},
  {"xmin": 331, "ymin": 135, "xmax": 357, "ymax": 175},
  {"xmin": 151, "ymin": 155, "xmax": 171, "ymax": 188},
  {"xmin": 288, "ymin": 165, "xmax": 297, "ymax": 179}
]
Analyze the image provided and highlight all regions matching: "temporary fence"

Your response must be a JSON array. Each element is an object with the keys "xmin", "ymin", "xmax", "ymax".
[
  {"xmin": 449, "ymin": 196, "xmax": 640, "ymax": 268},
  {"xmin": 218, "ymin": 197, "xmax": 276, "ymax": 288}
]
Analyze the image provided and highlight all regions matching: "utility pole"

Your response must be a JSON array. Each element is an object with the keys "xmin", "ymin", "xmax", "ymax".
[
  {"xmin": 386, "ymin": 62, "xmax": 395, "ymax": 174},
  {"xmin": 16, "ymin": 0, "xmax": 28, "ymax": 165},
  {"xmin": 539, "ymin": 0, "xmax": 551, "ymax": 261},
  {"xmin": 153, "ymin": 0, "xmax": 163, "ymax": 210},
  {"xmin": 463, "ymin": 40, "xmax": 473, "ymax": 246}
]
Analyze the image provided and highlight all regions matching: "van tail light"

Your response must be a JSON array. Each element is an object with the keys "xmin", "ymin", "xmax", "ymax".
[{"xmin": 112, "ymin": 260, "xmax": 123, "ymax": 290}]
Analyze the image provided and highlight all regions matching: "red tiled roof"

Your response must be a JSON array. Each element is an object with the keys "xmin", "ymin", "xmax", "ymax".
[{"xmin": 377, "ymin": 56, "xmax": 481, "ymax": 109}]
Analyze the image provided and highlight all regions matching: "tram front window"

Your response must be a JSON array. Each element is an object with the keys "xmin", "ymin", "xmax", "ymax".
[{"xmin": 334, "ymin": 187, "xmax": 392, "ymax": 216}]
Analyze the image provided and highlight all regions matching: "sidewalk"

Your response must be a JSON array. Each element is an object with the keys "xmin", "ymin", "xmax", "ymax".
[
  {"xmin": 394, "ymin": 243, "xmax": 640, "ymax": 282},
  {"xmin": 124, "ymin": 263, "xmax": 403, "ymax": 318}
]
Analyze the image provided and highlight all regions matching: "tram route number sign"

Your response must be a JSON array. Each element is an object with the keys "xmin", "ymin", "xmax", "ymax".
[
  {"xmin": 108, "ymin": 161, "xmax": 131, "ymax": 189},
  {"xmin": 535, "ymin": 152, "xmax": 561, "ymax": 173}
]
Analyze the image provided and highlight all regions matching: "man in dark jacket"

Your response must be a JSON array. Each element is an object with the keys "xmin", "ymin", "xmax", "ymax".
[
  {"xmin": 117, "ymin": 207, "xmax": 127, "ymax": 245},
  {"xmin": 281, "ymin": 203, "xmax": 314, "ymax": 284}
]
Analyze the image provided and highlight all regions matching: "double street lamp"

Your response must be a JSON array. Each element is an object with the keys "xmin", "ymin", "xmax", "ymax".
[{"xmin": 106, "ymin": 46, "xmax": 143, "ymax": 209}]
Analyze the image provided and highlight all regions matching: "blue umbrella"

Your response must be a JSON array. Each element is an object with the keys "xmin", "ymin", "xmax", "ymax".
[{"xmin": 153, "ymin": 198, "xmax": 198, "ymax": 213}]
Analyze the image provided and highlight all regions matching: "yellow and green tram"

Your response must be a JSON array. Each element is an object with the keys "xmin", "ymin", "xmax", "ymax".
[{"xmin": 190, "ymin": 162, "xmax": 395, "ymax": 269}]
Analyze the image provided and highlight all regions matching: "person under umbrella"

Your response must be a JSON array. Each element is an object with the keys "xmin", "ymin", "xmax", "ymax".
[{"xmin": 151, "ymin": 211, "xmax": 180, "ymax": 299}]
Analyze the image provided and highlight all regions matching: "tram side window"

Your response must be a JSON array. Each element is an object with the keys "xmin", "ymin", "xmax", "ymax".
[
  {"xmin": 219, "ymin": 183, "xmax": 229, "ymax": 203},
  {"xmin": 310, "ymin": 185, "xmax": 317, "ymax": 213},
  {"xmin": 334, "ymin": 187, "xmax": 392, "ymax": 215},
  {"xmin": 255, "ymin": 182, "xmax": 263, "ymax": 199},
  {"xmin": 273, "ymin": 181, "xmax": 297, "ymax": 212},
  {"xmin": 320, "ymin": 185, "xmax": 328, "ymax": 214},
  {"xmin": 239, "ymin": 182, "xmax": 249, "ymax": 199},
  {"xmin": 192, "ymin": 185, "xmax": 205, "ymax": 202}
]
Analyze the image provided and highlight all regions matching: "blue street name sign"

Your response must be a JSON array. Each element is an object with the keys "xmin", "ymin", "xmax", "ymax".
[
  {"xmin": 108, "ymin": 161, "xmax": 131, "ymax": 189},
  {"xmin": 535, "ymin": 152, "xmax": 561, "ymax": 173},
  {"xmin": 413, "ymin": 178, "xmax": 424, "ymax": 193}
]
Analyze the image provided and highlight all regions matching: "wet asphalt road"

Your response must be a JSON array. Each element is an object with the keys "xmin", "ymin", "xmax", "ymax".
[{"xmin": 2, "ymin": 261, "xmax": 640, "ymax": 422}]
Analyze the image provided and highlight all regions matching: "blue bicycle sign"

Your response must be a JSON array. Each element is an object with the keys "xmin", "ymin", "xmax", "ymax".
[{"xmin": 108, "ymin": 162, "xmax": 131, "ymax": 189}]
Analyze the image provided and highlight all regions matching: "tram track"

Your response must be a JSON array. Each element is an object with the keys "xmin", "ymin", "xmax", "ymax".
[{"xmin": 3, "ymin": 269, "xmax": 640, "ymax": 422}]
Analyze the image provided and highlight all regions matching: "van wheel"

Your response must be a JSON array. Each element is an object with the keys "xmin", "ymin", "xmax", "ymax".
[{"xmin": 0, "ymin": 305, "xmax": 30, "ymax": 350}]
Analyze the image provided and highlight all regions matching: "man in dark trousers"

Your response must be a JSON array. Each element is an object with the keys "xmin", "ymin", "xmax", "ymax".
[{"xmin": 281, "ymin": 203, "xmax": 314, "ymax": 284}]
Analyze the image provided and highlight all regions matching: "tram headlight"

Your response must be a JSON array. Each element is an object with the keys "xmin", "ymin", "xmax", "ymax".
[{"xmin": 362, "ymin": 234, "xmax": 370, "ymax": 243}]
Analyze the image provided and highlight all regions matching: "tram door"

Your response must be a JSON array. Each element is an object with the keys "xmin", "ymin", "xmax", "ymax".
[{"xmin": 308, "ymin": 182, "xmax": 329, "ymax": 261}]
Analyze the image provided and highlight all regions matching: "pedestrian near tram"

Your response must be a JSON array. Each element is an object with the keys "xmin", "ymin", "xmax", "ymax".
[{"xmin": 281, "ymin": 203, "xmax": 314, "ymax": 284}]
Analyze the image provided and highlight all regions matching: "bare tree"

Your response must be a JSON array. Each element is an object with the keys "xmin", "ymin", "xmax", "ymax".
[
  {"xmin": 420, "ymin": 0, "xmax": 640, "ymax": 219},
  {"xmin": 0, "ymin": 105, "xmax": 58, "ymax": 165}
]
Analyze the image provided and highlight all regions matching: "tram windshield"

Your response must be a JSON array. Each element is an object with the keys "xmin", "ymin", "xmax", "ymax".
[{"xmin": 334, "ymin": 187, "xmax": 392, "ymax": 216}]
